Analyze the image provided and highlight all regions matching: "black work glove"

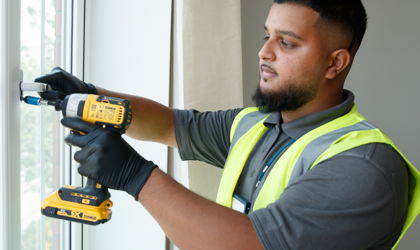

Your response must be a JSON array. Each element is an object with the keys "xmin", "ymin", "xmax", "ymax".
[
  {"xmin": 61, "ymin": 118, "xmax": 158, "ymax": 200},
  {"xmin": 35, "ymin": 67, "xmax": 97, "ymax": 101}
]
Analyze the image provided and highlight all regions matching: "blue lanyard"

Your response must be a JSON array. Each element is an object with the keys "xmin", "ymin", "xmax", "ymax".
[{"xmin": 255, "ymin": 139, "xmax": 296, "ymax": 188}]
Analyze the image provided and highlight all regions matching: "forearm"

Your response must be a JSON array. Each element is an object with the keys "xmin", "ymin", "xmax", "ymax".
[
  {"xmin": 138, "ymin": 168, "xmax": 263, "ymax": 250},
  {"xmin": 96, "ymin": 87, "xmax": 176, "ymax": 148}
]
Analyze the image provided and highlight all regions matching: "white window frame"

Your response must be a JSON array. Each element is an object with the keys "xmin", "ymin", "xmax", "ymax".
[
  {"xmin": 69, "ymin": 1, "xmax": 85, "ymax": 249},
  {"xmin": 1, "ymin": 0, "xmax": 22, "ymax": 249},
  {"xmin": 1, "ymin": 0, "xmax": 85, "ymax": 249},
  {"xmin": 1, "ymin": 0, "xmax": 182, "ymax": 249}
]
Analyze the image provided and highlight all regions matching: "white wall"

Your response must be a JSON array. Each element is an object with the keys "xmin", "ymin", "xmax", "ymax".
[
  {"xmin": 241, "ymin": 0, "xmax": 420, "ymax": 249},
  {"xmin": 83, "ymin": 1, "xmax": 172, "ymax": 249}
]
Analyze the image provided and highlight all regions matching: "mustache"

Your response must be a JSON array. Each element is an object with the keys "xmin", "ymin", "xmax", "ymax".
[{"xmin": 260, "ymin": 64, "xmax": 278, "ymax": 76}]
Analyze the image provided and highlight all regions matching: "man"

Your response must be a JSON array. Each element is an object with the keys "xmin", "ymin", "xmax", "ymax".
[{"xmin": 35, "ymin": 0, "xmax": 419, "ymax": 249}]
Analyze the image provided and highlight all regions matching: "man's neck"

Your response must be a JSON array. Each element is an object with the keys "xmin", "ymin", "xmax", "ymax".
[{"xmin": 281, "ymin": 90, "xmax": 345, "ymax": 123}]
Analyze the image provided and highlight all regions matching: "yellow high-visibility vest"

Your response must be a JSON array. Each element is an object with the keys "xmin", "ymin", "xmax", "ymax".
[{"xmin": 216, "ymin": 105, "xmax": 420, "ymax": 249}]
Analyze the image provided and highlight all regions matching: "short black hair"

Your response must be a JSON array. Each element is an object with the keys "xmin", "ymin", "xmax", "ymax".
[{"xmin": 273, "ymin": 0, "xmax": 368, "ymax": 53}]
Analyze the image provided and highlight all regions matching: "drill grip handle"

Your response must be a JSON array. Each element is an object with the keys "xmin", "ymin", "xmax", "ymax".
[
  {"xmin": 86, "ymin": 178, "xmax": 107, "ymax": 191},
  {"xmin": 70, "ymin": 129, "xmax": 87, "ymax": 136}
]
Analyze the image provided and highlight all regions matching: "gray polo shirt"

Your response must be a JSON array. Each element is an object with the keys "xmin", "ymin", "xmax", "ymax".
[{"xmin": 174, "ymin": 90, "xmax": 408, "ymax": 250}]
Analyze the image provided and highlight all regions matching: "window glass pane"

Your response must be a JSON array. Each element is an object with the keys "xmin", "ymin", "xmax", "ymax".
[{"xmin": 20, "ymin": 0, "xmax": 62, "ymax": 249}]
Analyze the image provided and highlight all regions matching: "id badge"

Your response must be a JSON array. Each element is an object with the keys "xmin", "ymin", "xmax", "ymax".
[{"xmin": 232, "ymin": 193, "xmax": 251, "ymax": 214}]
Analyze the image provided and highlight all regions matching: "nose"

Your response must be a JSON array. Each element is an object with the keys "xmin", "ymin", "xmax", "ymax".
[{"xmin": 258, "ymin": 39, "xmax": 276, "ymax": 62}]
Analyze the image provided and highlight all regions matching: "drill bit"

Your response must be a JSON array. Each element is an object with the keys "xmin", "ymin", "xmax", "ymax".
[{"xmin": 23, "ymin": 96, "xmax": 55, "ymax": 106}]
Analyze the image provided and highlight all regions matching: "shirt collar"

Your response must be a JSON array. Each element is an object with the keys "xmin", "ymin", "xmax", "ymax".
[{"xmin": 263, "ymin": 90, "xmax": 355, "ymax": 140}]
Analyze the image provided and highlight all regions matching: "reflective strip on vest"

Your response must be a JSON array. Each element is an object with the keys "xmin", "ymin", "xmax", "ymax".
[
  {"xmin": 216, "ymin": 108, "xmax": 269, "ymax": 208},
  {"xmin": 216, "ymin": 105, "xmax": 420, "ymax": 250}
]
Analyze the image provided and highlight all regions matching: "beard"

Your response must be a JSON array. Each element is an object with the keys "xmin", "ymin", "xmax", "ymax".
[{"xmin": 252, "ymin": 76, "xmax": 319, "ymax": 114}]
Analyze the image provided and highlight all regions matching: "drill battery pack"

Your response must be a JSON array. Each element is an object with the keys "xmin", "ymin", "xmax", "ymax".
[{"xmin": 41, "ymin": 181, "xmax": 113, "ymax": 225}]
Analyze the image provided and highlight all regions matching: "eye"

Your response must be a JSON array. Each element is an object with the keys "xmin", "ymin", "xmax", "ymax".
[
  {"xmin": 263, "ymin": 36, "xmax": 296, "ymax": 49},
  {"xmin": 280, "ymin": 39, "xmax": 295, "ymax": 49}
]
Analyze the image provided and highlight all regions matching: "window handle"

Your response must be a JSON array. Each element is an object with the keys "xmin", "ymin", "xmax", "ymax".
[{"xmin": 19, "ymin": 70, "xmax": 52, "ymax": 101}]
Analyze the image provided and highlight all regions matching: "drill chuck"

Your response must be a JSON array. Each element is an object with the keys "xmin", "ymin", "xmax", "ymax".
[{"xmin": 54, "ymin": 99, "xmax": 64, "ymax": 111}]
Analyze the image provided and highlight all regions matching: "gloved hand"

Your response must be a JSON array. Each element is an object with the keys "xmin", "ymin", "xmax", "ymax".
[
  {"xmin": 35, "ymin": 67, "xmax": 97, "ymax": 101},
  {"xmin": 61, "ymin": 118, "xmax": 158, "ymax": 200}
]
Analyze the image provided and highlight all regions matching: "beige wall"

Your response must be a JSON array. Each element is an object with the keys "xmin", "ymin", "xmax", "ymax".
[
  {"xmin": 241, "ymin": 0, "xmax": 420, "ymax": 248},
  {"xmin": 181, "ymin": 0, "xmax": 243, "ymax": 201}
]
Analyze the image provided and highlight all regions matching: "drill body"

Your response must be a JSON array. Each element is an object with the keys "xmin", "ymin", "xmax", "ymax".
[{"xmin": 41, "ymin": 94, "xmax": 133, "ymax": 225}]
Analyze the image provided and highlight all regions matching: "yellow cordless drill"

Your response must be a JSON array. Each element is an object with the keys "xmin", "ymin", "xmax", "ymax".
[{"xmin": 29, "ymin": 93, "xmax": 133, "ymax": 225}]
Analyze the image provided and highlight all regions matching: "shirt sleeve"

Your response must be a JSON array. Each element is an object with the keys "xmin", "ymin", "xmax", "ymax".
[
  {"xmin": 174, "ymin": 108, "xmax": 243, "ymax": 168},
  {"xmin": 248, "ymin": 143, "xmax": 409, "ymax": 250}
]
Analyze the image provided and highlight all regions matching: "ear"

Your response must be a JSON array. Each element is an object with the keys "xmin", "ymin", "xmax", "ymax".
[{"xmin": 325, "ymin": 49, "xmax": 352, "ymax": 80}]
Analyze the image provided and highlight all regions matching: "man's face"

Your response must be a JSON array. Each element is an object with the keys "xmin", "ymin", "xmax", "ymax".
[{"xmin": 255, "ymin": 3, "xmax": 327, "ymax": 113}]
